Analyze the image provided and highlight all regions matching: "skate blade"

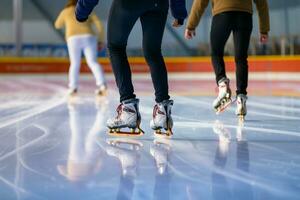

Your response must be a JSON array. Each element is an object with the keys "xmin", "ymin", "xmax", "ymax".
[
  {"xmin": 215, "ymin": 99, "xmax": 233, "ymax": 115},
  {"xmin": 108, "ymin": 128, "xmax": 144, "ymax": 137},
  {"xmin": 96, "ymin": 90, "xmax": 108, "ymax": 97},
  {"xmin": 154, "ymin": 129, "xmax": 173, "ymax": 138}
]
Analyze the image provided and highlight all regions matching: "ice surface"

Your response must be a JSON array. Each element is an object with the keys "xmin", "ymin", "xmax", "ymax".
[{"xmin": 0, "ymin": 75, "xmax": 300, "ymax": 200}]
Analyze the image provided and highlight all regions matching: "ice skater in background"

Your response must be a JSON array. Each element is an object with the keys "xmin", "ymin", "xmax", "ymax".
[
  {"xmin": 185, "ymin": 0, "xmax": 270, "ymax": 121},
  {"xmin": 55, "ymin": 0, "xmax": 107, "ymax": 96},
  {"xmin": 75, "ymin": 0, "xmax": 187, "ymax": 136}
]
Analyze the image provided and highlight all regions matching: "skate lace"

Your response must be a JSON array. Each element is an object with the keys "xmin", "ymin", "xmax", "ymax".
[{"xmin": 152, "ymin": 105, "xmax": 159, "ymax": 118}]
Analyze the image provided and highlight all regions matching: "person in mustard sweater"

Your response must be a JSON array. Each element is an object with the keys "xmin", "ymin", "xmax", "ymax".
[
  {"xmin": 185, "ymin": 0, "xmax": 270, "ymax": 121},
  {"xmin": 55, "ymin": 0, "xmax": 107, "ymax": 96}
]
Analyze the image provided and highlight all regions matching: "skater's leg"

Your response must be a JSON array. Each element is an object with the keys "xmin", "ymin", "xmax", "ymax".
[
  {"xmin": 139, "ymin": 2, "xmax": 173, "ymax": 135},
  {"xmin": 210, "ymin": 13, "xmax": 234, "ymax": 113},
  {"xmin": 140, "ymin": 2, "xmax": 169, "ymax": 103},
  {"xmin": 67, "ymin": 37, "xmax": 83, "ymax": 90},
  {"xmin": 107, "ymin": 0, "xmax": 140, "ymax": 102},
  {"xmin": 83, "ymin": 36, "xmax": 106, "ymax": 87},
  {"xmin": 232, "ymin": 12, "xmax": 253, "ymax": 95},
  {"xmin": 210, "ymin": 13, "xmax": 232, "ymax": 84}
]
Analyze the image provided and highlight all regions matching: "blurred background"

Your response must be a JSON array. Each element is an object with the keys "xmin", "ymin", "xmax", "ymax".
[{"xmin": 0, "ymin": 0, "xmax": 300, "ymax": 57}]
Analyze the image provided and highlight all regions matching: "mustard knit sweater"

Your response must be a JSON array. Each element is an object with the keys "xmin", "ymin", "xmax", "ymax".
[
  {"xmin": 55, "ymin": 6, "xmax": 104, "ymax": 41},
  {"xmin": 187, "ymin": 0, "xmax": 270, "ymax": 33}
]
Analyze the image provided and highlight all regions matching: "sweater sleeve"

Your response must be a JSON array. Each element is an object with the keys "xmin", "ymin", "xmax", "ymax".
[
  {"xmin": 90, "ymin": 13, "xmax": 104, "ymax": 42},
  {"xmin": 170, "ymin": 0, "xmax": 188, "ymax": 24},
  {"xmin": 54, "ymin": 10, "xmax": 65, "ymax": 29},
  {"xmin": 254, "ymin": 0, "xmax": 270, "ymax": 34},
  {"xmin": 75, "ymin": 0, "xmax": 99, "ymax": 22},
  {"xmin": 186, "ymin": 0, "xmax": 209, "ymax": 30}
]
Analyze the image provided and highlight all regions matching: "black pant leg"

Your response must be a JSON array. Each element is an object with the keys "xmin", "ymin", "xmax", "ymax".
[
  {"xmin": 140, "ymin": 3, "xmax": 169, "ymax": 103},
  {"xmin": 232, "ymin": 12, "xmax": 253, "ymax": 95},
  {"xmin": 107, "ymin": 0, "xmax": 140, "ymax": 102},
  {"xmin": 210, "ymin": 13, "xmax": 233, "ymax": 84}
]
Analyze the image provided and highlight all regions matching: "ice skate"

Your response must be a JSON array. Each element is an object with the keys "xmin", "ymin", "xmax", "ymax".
[
  {"xmin": 213, "ymin": 78, "xmax": 232, "ymax": 114},
  {"xmin": 236, "ymin": 94, "xmax": 247, "ymax": 123},
  {"xmin": 68, "ymin": 88, "xmax": 78, "ymax": 96},
  {"xmin": 150, "ymin": 100, "xmax": 174, "ymax": 137},
  {"xmin": 95, "ymin": 84, "xmax": 107, "ymax": 96},
  {"xmin": 107, "ymin": 98, "xmax": 144, "ymax": 137}
]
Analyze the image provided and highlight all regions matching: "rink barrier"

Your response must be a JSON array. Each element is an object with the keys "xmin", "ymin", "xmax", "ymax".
[{"xmin": 0, "ymin": 56, "xmax": 300, "ymax": 73}]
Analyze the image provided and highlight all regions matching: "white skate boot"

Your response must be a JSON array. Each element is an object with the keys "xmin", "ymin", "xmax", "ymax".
[
  {"xmin": 235, "ymin": 94, "xmax": 247, "ymax": 122},
  {"xmin": 150, "ymin": 99, "xmax": 174, "ymax": 137},
  {"xmin": 68, "ymin": 88, "xmax": 78, "ymax": 96},
  {"xmin": 213, "ymin": 78, "xmax": 232, "ymax": 114},
  {"xmin": 95, "ymin": 84, "xmax": 107, "ymax": 96},
  {"xmin": 107, "ymin": 98, "xmax": 144, "ymax": 136}
]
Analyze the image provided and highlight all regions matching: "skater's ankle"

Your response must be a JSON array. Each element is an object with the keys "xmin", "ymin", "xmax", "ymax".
[
  {"xmin": 217, "ymin": 77, "xmax": 230, "ymax": 86},
  {"xmin": 122, "ymin": 98, "xmax": 139, "ymax": 104},
  {"xmin": 157, "ymin": 99, "xmax": 174, "ymax": 105},
  {"xmin": 236, "ymin": 94, "xmax": 247, "ymax": 99}
]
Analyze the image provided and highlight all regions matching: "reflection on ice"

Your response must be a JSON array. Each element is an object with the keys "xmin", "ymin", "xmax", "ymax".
[
  {"xmin": 106, "ymin": 139, "xmax": 142, "ymax": 200},
  {"xmin": 106, "ymin": 139, "xmax": 142, "ymax": 177},
  {"xmin": 57, "ymin": 99, "xmax": 107, "ymax": 183},
  {"xmin": 212, "ymin": 120, "xmax": 252, "ymax": 200},
  {"xmin": 150, "ymin": 139, "xmax": 171, "ymax": 175}
]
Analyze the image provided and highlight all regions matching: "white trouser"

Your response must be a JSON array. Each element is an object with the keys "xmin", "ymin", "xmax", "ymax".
[{"xmin": 67, "ymin": 34, "xmax": 106, "ymax": 89}]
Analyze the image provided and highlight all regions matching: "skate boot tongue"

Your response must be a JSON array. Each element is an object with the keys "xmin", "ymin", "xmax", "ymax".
[{"xmin": 151, "ymin": 99, "xmax": 174, "ymax": 137}]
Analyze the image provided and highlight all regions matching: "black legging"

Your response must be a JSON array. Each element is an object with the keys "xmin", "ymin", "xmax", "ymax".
[
  {"xmin": 210, "ymin": 11, "xmax": 253, "ymax": 95},
  {"xmin": 107, "ymin": 0, "xmax": 170, "ymax": 103}
]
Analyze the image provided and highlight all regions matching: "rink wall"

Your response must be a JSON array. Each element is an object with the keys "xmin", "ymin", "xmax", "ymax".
[{"xmin": 0, "ymin": 56, "xmax": 300, "ymax": 73}]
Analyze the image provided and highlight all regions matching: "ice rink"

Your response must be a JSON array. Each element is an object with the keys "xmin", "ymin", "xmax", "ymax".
[{"xmin": 0, "ymin": 74, "xmax": 300, "ymax": 200}]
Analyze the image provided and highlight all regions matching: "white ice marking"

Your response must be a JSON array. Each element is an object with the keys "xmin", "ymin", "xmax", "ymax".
[
  {"xmin": 0, "ymin": 124, "xmax": 51, "ymax": 162},
  {"xmin": 248, "ymin": 101, "xmax": 300, "ymax": 113},
  {"xmin": 0, "ymin": 81, "xmax": 67, "ymax": 130},
  {"xmin": 171, "ymin": 141, "xmax": 294, "ymax": 198},
  {"xmin": 15, "ymin": 125, "xmax": 57, "ymax": 180},
  {"xmin": 175, "ymin": 121, "xmax": 300, "ymax": 137},
  {"xmin": 0, "ymin": 175, "xmax": 32, "ymax": 197}
]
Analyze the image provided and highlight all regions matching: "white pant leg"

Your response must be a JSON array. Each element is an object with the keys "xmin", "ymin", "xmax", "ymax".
[
  {"xmin": 82, "ymin": 36, "xmax": 106, "ymax": 86},
  {"xmin": 67, "ymin": 37, "xmax": 83, "ymax": 89}
]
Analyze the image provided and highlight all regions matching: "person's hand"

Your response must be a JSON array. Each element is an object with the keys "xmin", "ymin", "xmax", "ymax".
[
  {"xmin": 260, "ymin": 33, "xmax": 268, "ymax": 44},
  {"xmin": 185, "ymin": 29, "xmax": 196, "ymax": 40},
  {"xmin": 97, "ymin": 42, "xmax": 105, "ymax": 51},
  {"xmin": 172, "ymin": 19, "xmax": 183, "ymax": 27}
]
